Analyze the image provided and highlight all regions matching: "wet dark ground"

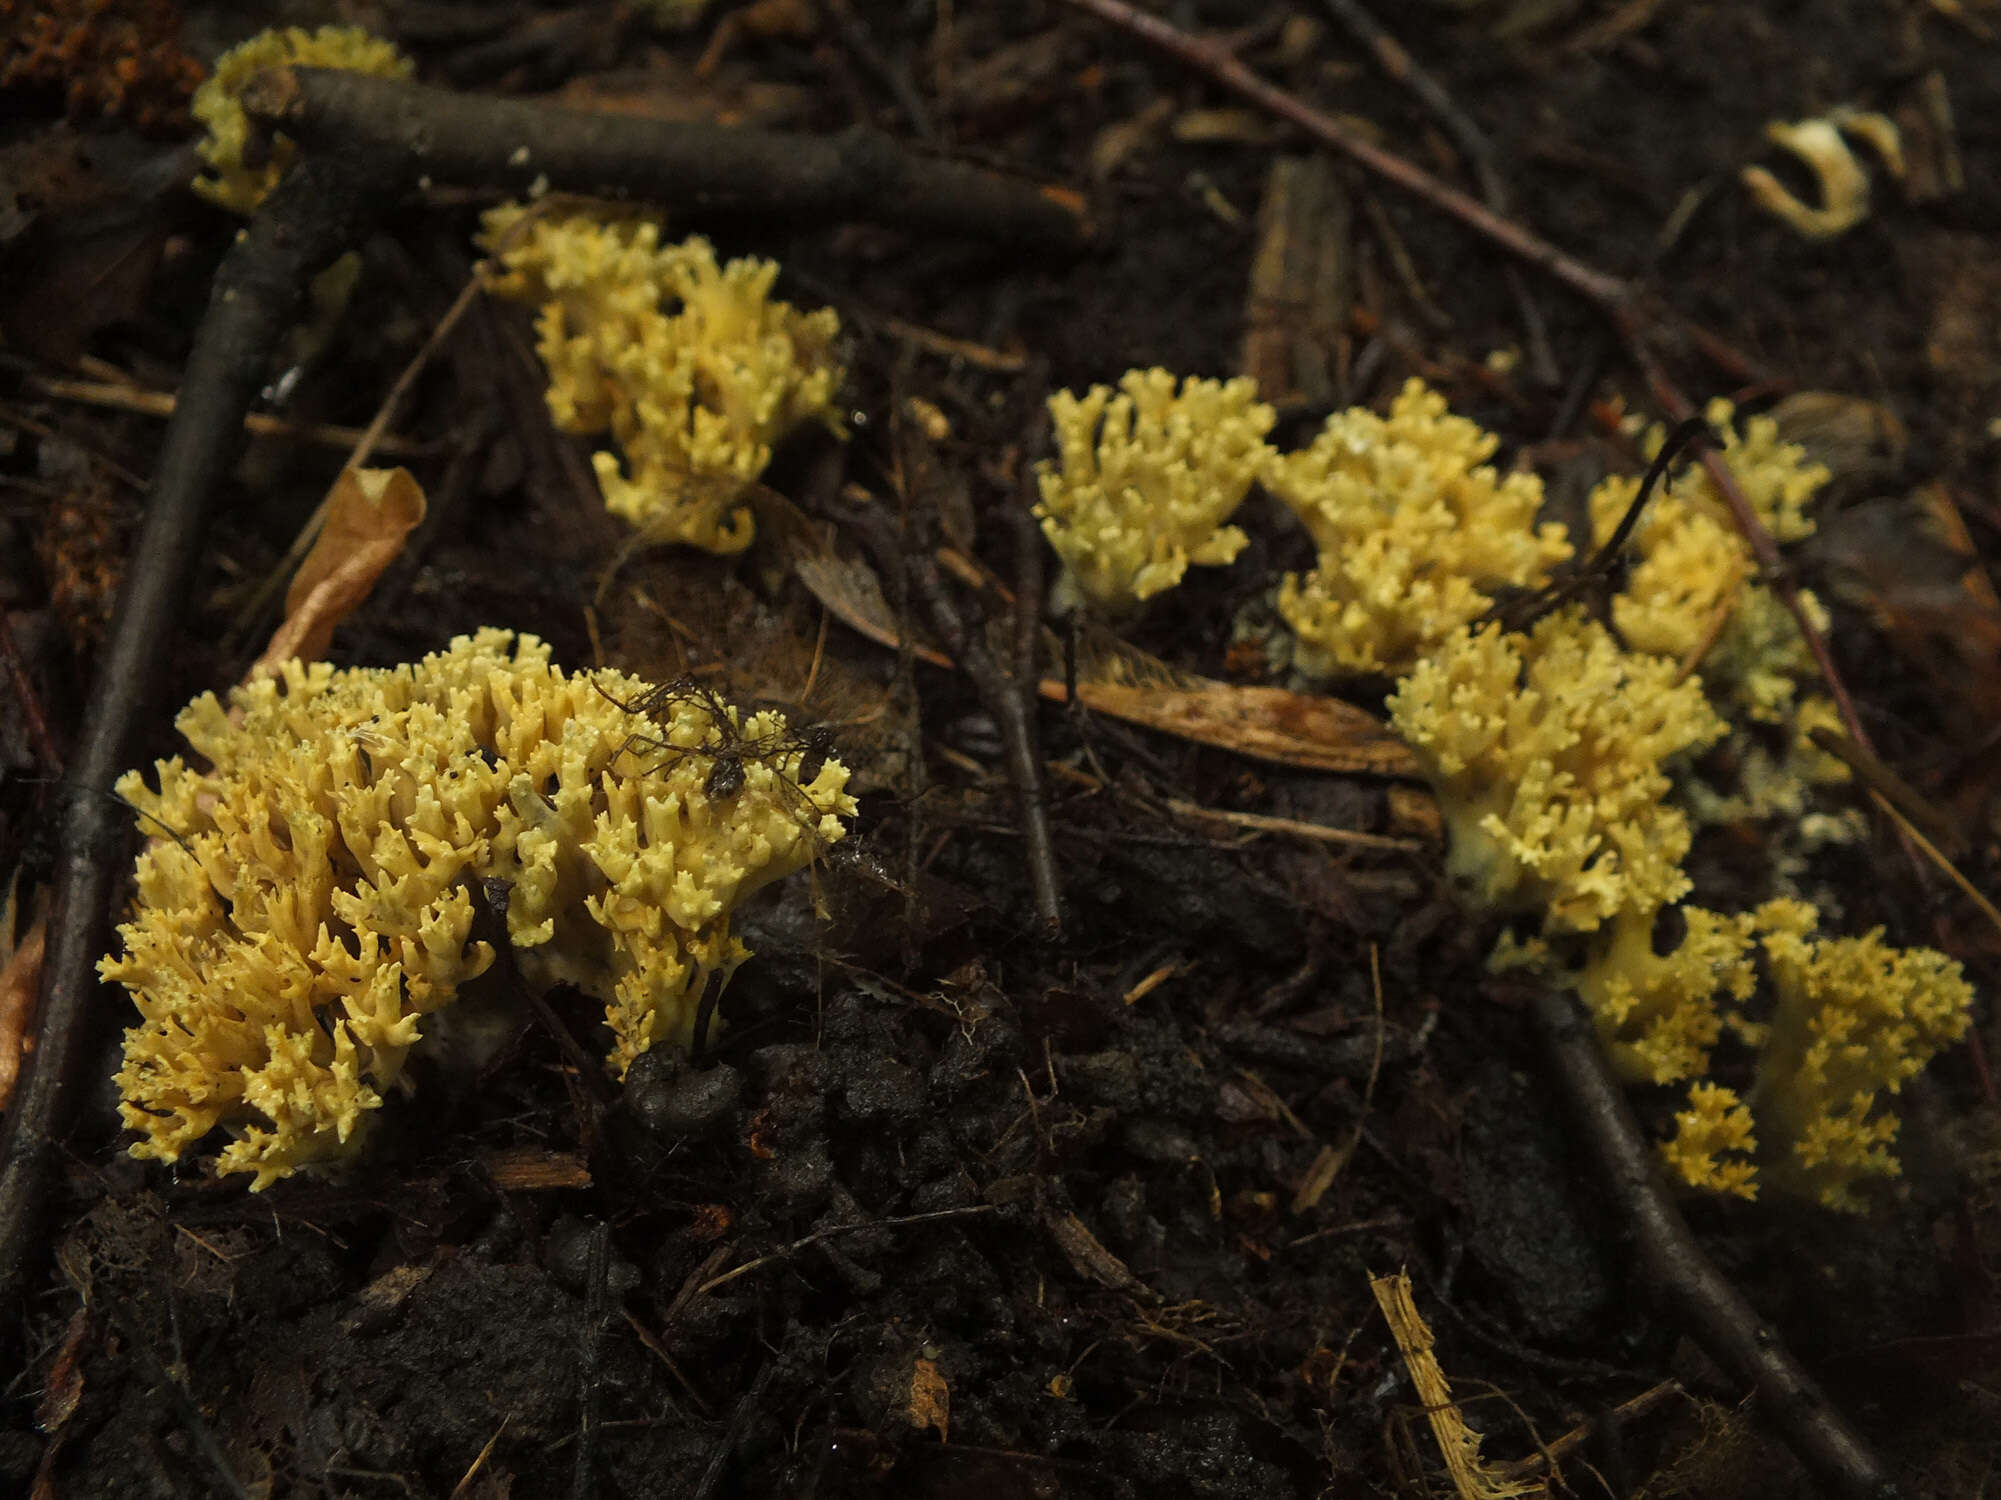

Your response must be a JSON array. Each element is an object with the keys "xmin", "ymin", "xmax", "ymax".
[{"xmin": 3, "ymin": 2, "xmax": 2001, "ymax": 1495}]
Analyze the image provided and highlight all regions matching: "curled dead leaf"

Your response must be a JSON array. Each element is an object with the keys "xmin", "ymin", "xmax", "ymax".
[{"xmin": 249, "ymin": 467, "xmax": 425, "ymax": 679}]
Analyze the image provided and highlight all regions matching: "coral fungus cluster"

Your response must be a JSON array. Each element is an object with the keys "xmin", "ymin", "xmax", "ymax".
[
  {"xmin": 1269, "ymin": 380, "xmax": 1573, "ymax": 676},
  {"xmin": 102, "ymin": 630, "xmax": 852, "ymax": 1189},
  {"xmin": 1033, "ymin": 370, "xmax": 1276, "ymax": 615},
  {"xmin": 481, "ymin": 205, "xmax": 845, "ymax": 552}
]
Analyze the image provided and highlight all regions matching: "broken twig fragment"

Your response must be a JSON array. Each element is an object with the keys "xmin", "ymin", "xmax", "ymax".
[{"xmin": 240, "ymin": 67, "xmax": 1090, "ymax": 253}]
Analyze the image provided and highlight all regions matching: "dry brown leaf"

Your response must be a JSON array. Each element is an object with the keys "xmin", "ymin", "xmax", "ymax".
[
  {"xmin": 1048, "ymin": 678, "xmax": 1420, "ymax": 778},
  {"xmin": 784, "ymin": 531, "xmax": 1418, "ymax": 778},
  {"xmin": 1042, "ymin": 1206, "xmax": 1153, "ymax": 1297},
  {"xmin": 0, "ymin": 913, "xmax": 46, "ymax": 1112},
  {"xmin": 907, "ymin": 1357, "xmax": 950, "ymax": 1441},
  {"xmin": 249, "ymin": 467, "xmax": 425, "ymax": 680}
]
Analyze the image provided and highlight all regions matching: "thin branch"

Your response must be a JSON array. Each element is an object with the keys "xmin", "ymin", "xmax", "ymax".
[
  {"xmin": 1317, "ymin": 0, "xmax": 1557, "ymax": 385},
  {"xmin": 0, "ymin": 148, "xmax": 408, "ymax": 1312},
  {"xmin": 241, "ymin": 66, "xmax": 1090, "ymax": 254},
  {"xmin": 1062, "ymin": 0, "xmax": 1628, "ymax": 308},
  {"xmin": 695, "ymin": 1204, "xmax": 996, "ymax": 1296},
  {"xmin": 1528, "ymin": 986, "xmax": 1897, "ymax": 1500}
]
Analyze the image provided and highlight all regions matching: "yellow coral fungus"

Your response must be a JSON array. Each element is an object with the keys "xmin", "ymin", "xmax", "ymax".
[
  {"xmin": 1661, "ymin": 1083, "xmax": 1759, "ymax": 1200},
  {"xmin": 481, "ymin": 205, "xmax": 844, "ymax": 552},
  {"xmin": 1573, "ymin": 906, "xmax": 1758, "ymax": 1086},
  {"xmin": 1589, "ymin": 401, "xmax": 1830, "ymax": 721},
  {"xmin": 1033, "ymin": 369, "xmax": 1275, "ymax": 615},
  {"xmin": 101, "ymin": 629, "xmax": 853, "ymax": 1188},
  {"xmin": 192, "ymin": 26, "xmax": 412, "ymax": 213},
  {"xmin": 1740, "ymin": 899, "xmax": 1974, "ymax": 1211},
  {"xmin": 1386, "ymin": 608, "xmax": 1725, "ymax": 933},
  {"xmin": 1272, "ymin": 378, "xmax": 1571, "ymax": 677}
]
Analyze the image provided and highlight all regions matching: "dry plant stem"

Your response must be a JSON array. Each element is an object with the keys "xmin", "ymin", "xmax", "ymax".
[
  {"xmin": 910, "ymin": 547, "xmax": 1065, "ymax": 938},
  {"xmin": 241, "ymin": 67, "xmax": 1089, "ymax": 253},
  {"xmin": 0, "ymin": 150, "xmax": 406, "ymax": 1312},
  {"xmin": 24, "ymin": 375, "xmax": 428, "ymax": 458},
  {"xmin": 1529, "ymin": 986, "xmax": 1898, "ymax": 1500},
  {"xmin": 848, "ymin": 507, "xmax": 1064, "ymax": 934}
]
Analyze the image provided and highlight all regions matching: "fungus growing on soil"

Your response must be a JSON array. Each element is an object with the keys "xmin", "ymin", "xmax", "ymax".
[
  {"xmin": 101, "ymin": 629, "xmax": 853, "ymax": 1189},
  {"xmin": 1270, "ymin": 377, "xmax": 1571, "ymax": 677},
  {"xmin": 1385, "ymin": 606, "xmax": 1725, "ymax": 935},
  {"xmin": 480, "ymin": 204, "xmax": 845, "ymax": 552},
  {"xmin": 1033, "ymin": 368, "xmax": 1276, "ymax": 615}
]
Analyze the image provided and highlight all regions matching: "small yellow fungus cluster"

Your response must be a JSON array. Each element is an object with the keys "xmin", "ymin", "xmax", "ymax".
[
  {"xmin": 481, "ymin": 205, "xmax": 844, "ymax": 553},
  {"xmin": 102, "ymin": 629, "xmax": 852, "ymax": 1189},
  {"xmin": 192, "ymin": 26, "xmax": 412, "ymax": 214},
  {"xmin": 1271, "ymin": 378, "xmax": 1572, "ymax": 676},
  {"xmin": 1386, "ymin": 608, "xmax": 1725, "ymax": 934},
  {"xmin": 1660, "ymin": 1083, "xmax": 1760, "ymax": 1200},
  {"xmin": 1589, "ymin": 402, "xmax": 1833, "ymax": 732},
  {"xmin": 1033, "ymin": 370, "xmax": 1276, "ymax": 615},
  {"xmin": 1741, "ymin": 900, "xmax": 1975, "ymax": 1210},
  {"xmin": 1644, "ymin": 901, "xmax": 1972, "ymax": 1209},
  {"xmin": 1573, "ymin": 907, "xmax": 1757, "ymax": 1087}
]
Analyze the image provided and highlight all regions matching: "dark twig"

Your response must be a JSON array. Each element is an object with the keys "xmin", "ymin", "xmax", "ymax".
[
  {"xmin": 1528, "ymin": 986, "xmax": 1897, "ymax": 1500},
  {"xmin": 1062, "ymin": 0, "xmax": 1628, "ymax": 307},
  {"xmin": 1317, "ymin": 0, "xmax": 1557, "ymax": 386},
  {"xmin": 696, "ymin": 1204, "xmax": 997, "ymax": 1296},
  {"xmin": 1624, "ymin": 351, "xmax": 1871, "ymax": 751},
  {"xmin": 0, "ymin": 608, "xmax": 61, "ymax": 773},
  {"xmin": 0, "ymin": 149, "xmax": 407, "ymax": 1312},
  {"xmin": 241, "ymin": 67, "xmax": 1088, "ymax": 253},
  {"xmin": 1481, "ymin": 415, "xmax": 1708, "ymax": 633},
  {"xmin": 689, "ymin": 1356, "xmax": 778, "ymax": 1500},
  {"xmin": 850, "ymin": 500, "xmax": 1064, "ymax": 935}
]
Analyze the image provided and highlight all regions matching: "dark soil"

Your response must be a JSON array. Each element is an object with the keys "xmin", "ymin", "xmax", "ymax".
[{"xmin": 4, "ymin": 2, "xmax": 2000, "ymax": 1497}]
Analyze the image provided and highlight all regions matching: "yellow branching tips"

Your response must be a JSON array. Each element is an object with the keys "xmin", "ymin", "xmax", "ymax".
[
  {"xmin": 192, "ymin": 27, "xmax": 412, "ymax": 214},
  {"xmin": 1661, "ymin": 1083, "xmax": 1759, "ymax": 1201},
  {"xmin": 1386, "ymin": 608, "xmax": 1725, "ymax": 934},
  {"xmin": 1364, "ymin": 381, "xmax": 1969, "ymax": 1211},
  {"xmin": 1272, "ymin": 378, "xmax": 1571, "ymax": 677},
  {"xmin": 1574, "ymin": 907, "xmax": 1757, "ymax": 1087},
  {"xmin": 1589, "ymin": 401, "xmax": 1831, "ymax": 725},
  {"xmin": 481, "ymin": 205, "xmax": 844, "ymax": 552},
  {"xmin": 101, "ymin": 630, "xmax": 853, "ymax": 1189},
  {"xmin": 1033, "ymin": 369, "xmax": 1276, "ymax": 615},
  {"xmin": 1743, "ymin": 900, "xmax": 1974, "ymax": 1211}
]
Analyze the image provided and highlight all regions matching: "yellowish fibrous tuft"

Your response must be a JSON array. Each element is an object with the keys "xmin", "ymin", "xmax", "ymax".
[
  {"xmin": 1273, "ymin": 378, "xmax": 1571, "ymax": 676},
  {"xmin": 1386, "ymin": 608, "xmax": 1726, "ymax": 934},
  {"xmin": 192, "ymin": 26, "xmax": 412, "ymax": 214},
  {"xmin": 1033, "ymin": 369, "xmax": 1276, "ymax": 615},
  {"xmin": 481, "ymin": 205, "xmax": 844, "ymax": 552},
  {"xmin": 101, "ymin": 630, "xmax": 853, "ymax": 1189}
]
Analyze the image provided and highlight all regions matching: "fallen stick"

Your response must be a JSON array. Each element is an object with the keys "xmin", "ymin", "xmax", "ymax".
[
  {"xmin": 0, "ymin": 148, "xmax": 408, "ymax": 1311},
  {"xmin": 240, "ymin": 66, "xmax": 1091, "ymax": 254},
  {"xmin": 1529, "ymin": 985, "xmax": 1897, "ymax": 1500}
]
